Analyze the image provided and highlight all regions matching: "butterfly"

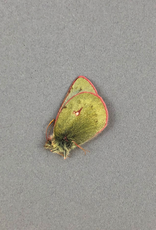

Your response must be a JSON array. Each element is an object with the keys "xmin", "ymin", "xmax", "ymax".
[{"xmin": 44, "ymin": 76, "xmax": 108, "ymax": 159}]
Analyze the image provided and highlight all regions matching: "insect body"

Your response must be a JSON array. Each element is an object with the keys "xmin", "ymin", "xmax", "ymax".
[{"xmin": 44, "ymin": 76, "xmax": 108, "ymax": 159}]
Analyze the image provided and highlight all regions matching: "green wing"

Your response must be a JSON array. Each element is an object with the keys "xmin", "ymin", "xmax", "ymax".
[
  {"xmin": 54, "ymin": 92, "xmax": 108, "ymax": 145},
  {"xmin": 61, "ymin": 76, "xmax": 97, "ymax": 109}
]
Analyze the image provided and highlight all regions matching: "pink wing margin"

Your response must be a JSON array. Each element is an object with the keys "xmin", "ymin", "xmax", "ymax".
[
  {"xmin": 79, "ymin": 76, "xmax": 98, "ymax": 94},
  {"xmin": 54, "ymin": 76, "xmax": 98, "ymax": 126},
  {"xmin": 55, "ymin": 91, "xmax": 109, "ymax": 136}
]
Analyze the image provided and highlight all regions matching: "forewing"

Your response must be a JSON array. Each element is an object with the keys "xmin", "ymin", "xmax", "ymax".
[
  {"xmin": 54, "ymin": 92, "xmax": 108, "ymax": 145},
  {"xmin": 56, "ymin": 76, "xmax": 97, "ymax": 122}
]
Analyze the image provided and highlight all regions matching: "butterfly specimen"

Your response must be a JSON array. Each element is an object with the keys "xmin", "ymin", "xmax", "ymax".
[{"xmin": 44, "ymin": 76, "xmax": 108, "ymax": 159}]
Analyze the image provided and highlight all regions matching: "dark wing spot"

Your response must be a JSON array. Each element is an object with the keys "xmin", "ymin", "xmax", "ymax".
[{"xmin": 79, "ymin": 87, "xmax": 82, "ymax": 91}]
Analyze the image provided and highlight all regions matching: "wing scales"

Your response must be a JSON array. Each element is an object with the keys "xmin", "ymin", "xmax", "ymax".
[{"xmin": 54, "ymin": 92, "xmax": 108, "ymax": 145}]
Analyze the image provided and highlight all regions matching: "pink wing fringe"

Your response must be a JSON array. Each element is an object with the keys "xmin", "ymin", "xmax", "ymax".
[{"xmin": 54, "ymin": 76, "xmax": 108, "ymax": 135}]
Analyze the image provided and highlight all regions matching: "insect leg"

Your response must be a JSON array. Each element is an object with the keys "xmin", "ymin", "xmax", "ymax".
[
  {"xmin": 57, "ymin": 152, "xmax": 64, "ymax": 157},
  {"xmin": 46, "ymin": 119, "xmax": 55, "ymax": 140},
  {"xmin": 50, "ymin": 150, "xmax": 64, "ymax": 157},
  {"xmin": 72, "ymin": 141, "xmax": 90, "ymax": 155},
  {"xmin": 64, "ymin": 149, "xmax": 70, "ymax": 160}
]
